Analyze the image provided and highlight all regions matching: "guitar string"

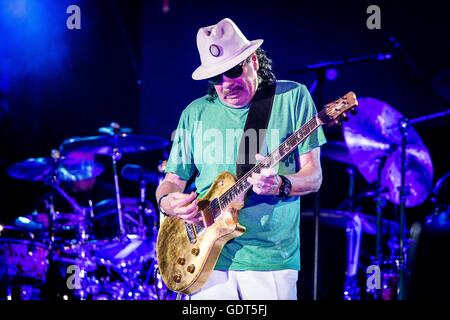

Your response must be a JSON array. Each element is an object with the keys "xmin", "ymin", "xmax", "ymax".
[
  {"xmin": 205, "ymin": 109, "xmax": 328, "ymax": 214},
  {"xmin": 204, "ymin": 100, "xmax": 349, "ymax": 214},
  {"xmin": 206, "ymin": 116, "xmax": 321, "ymax": 214}
]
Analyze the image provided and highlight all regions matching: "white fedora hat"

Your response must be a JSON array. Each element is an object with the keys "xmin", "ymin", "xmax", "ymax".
[{"xmin": 192, "ymin": 18, "xmax": 263, "ymax": 80}]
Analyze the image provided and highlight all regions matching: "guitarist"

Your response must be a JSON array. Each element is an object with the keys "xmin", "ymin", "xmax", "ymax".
[{"xmin": 156, "ymin": 18, "xmax": 327, "ymax": 300}]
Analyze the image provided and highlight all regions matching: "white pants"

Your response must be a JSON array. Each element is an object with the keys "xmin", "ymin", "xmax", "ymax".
[{"xmin": 189, "ymin": 270, "xmax": 298, "ymax": 300}]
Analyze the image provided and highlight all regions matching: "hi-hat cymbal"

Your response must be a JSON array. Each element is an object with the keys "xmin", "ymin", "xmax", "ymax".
[
  {"xmin": 60, "ymin": 134, "xmax": 170, "ymax": 156},
  {"xmin": 7, "ymin": 157, "xmax": 104, "ymax": 182},
  {"xmin": 343, "ymin": 97, "xmax": 433, "ymax": 207}
]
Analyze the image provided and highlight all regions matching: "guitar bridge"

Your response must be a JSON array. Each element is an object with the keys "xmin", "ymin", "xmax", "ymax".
[{"xmin": 185, "ymin": 222, "xmax": 198, "ymax": 244}]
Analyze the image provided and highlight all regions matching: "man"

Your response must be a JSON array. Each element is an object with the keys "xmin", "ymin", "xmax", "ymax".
[{"xmin": 156, "ymin": 18, "xmax": 326, "ymax": 300}]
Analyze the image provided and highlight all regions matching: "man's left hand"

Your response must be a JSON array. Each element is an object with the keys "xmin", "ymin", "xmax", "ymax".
[{"xmin": 247, "ymin": 154, "xmax": 281, "ymax": 196}]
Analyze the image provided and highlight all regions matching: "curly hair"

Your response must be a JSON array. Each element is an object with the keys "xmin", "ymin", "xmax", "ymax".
[{"xmin": 206, "ymin": 47, "xmax": 276, "ymax": 102}]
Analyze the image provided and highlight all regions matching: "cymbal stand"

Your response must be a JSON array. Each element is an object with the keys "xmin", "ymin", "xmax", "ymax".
[
  {"xmin": 46, "ymin": 149, "xmax": 83, "ymax": 214},
  {"xmin": 397, "ymin": 118, "xmax": 410, "ymax": 300},
  {"xmin": 338, "ymin": 166, "xmax": 357, "ymax": 212},
  {"xmin": 343, "ymin": 214, "xmax": 362, "ymax": 300},
  {"xmin": 374, "ymin": 156, "xmax": 388, "ymax": 267},
  {"xmin": 397, "ymin": 110, "xmax": 450, "ymax": 299},
  {"xmin": 373, "ymin": 155, "xmax": 388, "ymax": 300},
  {"xmin": 111, "ymin": 144, "xmax": 125, "ymax": 237},
  {"xmin": 138, "ymin": 179, "xmax": 149, "ymax": 238},
  {"xmin": 347, "ymin": 166, "xmax": 356, "ymax": 212}
]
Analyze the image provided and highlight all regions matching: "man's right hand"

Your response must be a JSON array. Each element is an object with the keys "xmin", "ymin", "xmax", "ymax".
[{"xmin": 160, "ymin": 191, "xmax": 201, "ymax": 223}]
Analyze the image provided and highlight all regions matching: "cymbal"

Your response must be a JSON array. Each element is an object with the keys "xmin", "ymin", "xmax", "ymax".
[
  {"xmin": 7, "ymin": 157, "xmax": 104, "ymax": 182},
  {"xmin": 60, "ymin": 134, "xmax": 170, "ymax": 156},
  {"xmin": 15, "ymin": 212, "xmax": 84, "ymax": 230},
  {"xmin": 343, "ymin": 97, "xmax": 433, "ymax": 207},
  {"xmin": 321, "ymin": 140, "xmax": 354, "ymax": 165}
]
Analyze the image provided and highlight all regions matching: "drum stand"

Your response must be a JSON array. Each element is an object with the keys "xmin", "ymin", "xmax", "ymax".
[
  {"xmin": 340, "ymin": 164, "xmax": 362, "ymax": 300},
  {"xmin": 111, "ymin": 146, "xmax": 126, "ymax": 237},
  {"xmin": 343, "ymin": 214, "xmax": 362, "ymax": 300},
  {"xmin": 102, "ymin": 123, "xmax": 129, "ymax": 240},
  {"xmin": 374, "ymin": 156, "xmax": 388, "ymax": 268}
]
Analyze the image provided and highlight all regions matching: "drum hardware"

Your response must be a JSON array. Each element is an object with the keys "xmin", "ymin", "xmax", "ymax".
[
  {"xmin": 343, "ymin": 214, "xmax": 362, "ymax": 300},
  {"xmin": 121, "ymin": 163, "xmax": 161, "ymax": 234},
  {"xmin": 426, "ymin": 171, "xmax": 450, "ymax": 225},
  {"xmin": 4, "ymin": 125, "xmax": 172, "ymax": 300},
  {"xmin": 397, "ymin": 111, "xmax": 450, "ymax": 299},
  {"xmin": 6, "ymin": 150, "xmax": 105, "ymax": 183},
  {"xmin": 60, "ymin": 122, "xmax": 169, "ymax": 241},
  {"xmin": 0, "ymin": 224, "xmax": 50, "ymax": 299},
  {"xmin": 342, "ymin": 97, "xmax": 438, "ymax": 299}
]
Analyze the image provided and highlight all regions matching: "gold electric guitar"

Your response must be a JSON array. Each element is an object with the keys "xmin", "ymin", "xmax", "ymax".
[{"xmin": 156, "ymin": 91, "xmax": 358, "ymax": 294}]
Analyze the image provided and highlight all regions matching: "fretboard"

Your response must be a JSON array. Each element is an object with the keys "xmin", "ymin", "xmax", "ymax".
[{"xmin": 210, "ymin": 110, "xmax": 324, "ymax": 217}]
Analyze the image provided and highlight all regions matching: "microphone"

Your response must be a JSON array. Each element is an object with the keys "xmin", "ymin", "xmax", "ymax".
[{"xmin": 121, "ymin": 164, "xmax": 160, "ymax": 185}]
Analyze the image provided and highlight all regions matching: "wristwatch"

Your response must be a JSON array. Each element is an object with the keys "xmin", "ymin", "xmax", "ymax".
[
  {"xmin": 278, "ymin": 175, "xmax": 292, "ymax": 198},
  {"xmin": 158, "ymin": 193, "xmax": 171, "ymax": 217}
]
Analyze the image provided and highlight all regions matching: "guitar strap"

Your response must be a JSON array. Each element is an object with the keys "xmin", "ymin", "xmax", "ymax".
[{"xmin": 236, "ymin": 83, "xmax": 276, "ymax": 178}]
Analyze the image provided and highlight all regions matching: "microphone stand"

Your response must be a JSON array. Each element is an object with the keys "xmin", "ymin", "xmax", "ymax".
[
  {"xmin": 309, "ymin": 68, "xmax": 326, "ymax": 301},
  {"xmin": 290, "ymin": 53, "xmax": 393, "ymax": 75}
]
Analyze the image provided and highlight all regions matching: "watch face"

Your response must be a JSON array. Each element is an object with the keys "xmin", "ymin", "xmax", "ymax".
[
  {"xmin": 281, "ymin": 176, "xmax": 291, "ymax": 197},
  {"xmin": 279, "ymin": 176, "xmax": 291, "ymax": 197}
]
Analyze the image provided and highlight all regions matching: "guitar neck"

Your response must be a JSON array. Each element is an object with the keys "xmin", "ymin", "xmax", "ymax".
[{"xmin": 216, "ymin": 112, "xmax": 323, "ymax": 211}]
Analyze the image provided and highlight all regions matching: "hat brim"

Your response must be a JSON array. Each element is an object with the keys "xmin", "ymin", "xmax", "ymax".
[{"xmin": 192, "ymin": 39, "xmax": 264, "ymax": 80}]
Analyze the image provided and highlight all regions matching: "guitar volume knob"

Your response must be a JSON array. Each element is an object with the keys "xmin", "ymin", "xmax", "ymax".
[
  {"xmin": 191, "ymin": 247, "xmax": 200, "ymax": 256},
  {"xmin": 177, "ymin": 257, "xmax": 186, "ymax": 265},
  {"xmin": 187, "ymin": 264, "xmax": 195, "ymax": 273},
  {"xmin": 173, "ymin": 274, "xmax": 182, "ymax": 283}
]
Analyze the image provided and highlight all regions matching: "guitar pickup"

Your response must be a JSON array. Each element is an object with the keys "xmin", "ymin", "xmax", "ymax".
[{"xmin": 201, "ymin": 209, "xmax": 214, "ymax": 227}]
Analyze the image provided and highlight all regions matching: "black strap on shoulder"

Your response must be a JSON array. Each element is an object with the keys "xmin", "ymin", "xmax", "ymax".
[{"xmin": 236, "ymin": 83, "xmax": 276, "ymax": 178}]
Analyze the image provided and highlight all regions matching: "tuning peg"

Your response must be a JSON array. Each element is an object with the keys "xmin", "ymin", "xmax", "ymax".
[{"xmin": 350, "ymin": 108, "xmax": 357, "ymax": 115}]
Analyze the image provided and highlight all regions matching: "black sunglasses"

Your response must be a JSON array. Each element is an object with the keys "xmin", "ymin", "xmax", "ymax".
[{"xmin": 208, "ymin": 59, "xmax": 248, "ymax": 85}]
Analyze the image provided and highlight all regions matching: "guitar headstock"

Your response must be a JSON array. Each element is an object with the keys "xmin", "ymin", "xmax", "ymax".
[{"xmin": 319, "ymin": 91, "xmax": 358, "ymax": 126}]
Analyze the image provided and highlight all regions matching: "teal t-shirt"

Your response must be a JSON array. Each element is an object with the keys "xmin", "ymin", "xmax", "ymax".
[{"xmin": 165, "ymin": 80, "xmax": 327, "ymax": 271}]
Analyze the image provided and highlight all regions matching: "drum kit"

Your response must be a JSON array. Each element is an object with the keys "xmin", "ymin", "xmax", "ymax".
[
  {"xmin": 0, "ymin": 122, "xmax": 172, "ymax": 300},
  {"xmin": 317, "ymin": 96, "xmax": 444, "ymax": 300}
]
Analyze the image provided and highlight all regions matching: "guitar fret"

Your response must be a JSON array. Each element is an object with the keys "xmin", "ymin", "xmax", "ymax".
[{"xmin": 211, "ymin": 109, "xmax": 327, "ymax": 217}]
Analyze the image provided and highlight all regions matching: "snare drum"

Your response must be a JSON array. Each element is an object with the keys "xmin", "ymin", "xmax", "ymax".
[{"xmin": 0, "ymin": 225, "xmax": 49, "ymax": 285}]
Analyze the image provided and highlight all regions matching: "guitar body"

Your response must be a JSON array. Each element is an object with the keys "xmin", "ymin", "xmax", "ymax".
[{"xmin": 156, "ymin": 172, "xmax": 246, "ymax": 294}]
